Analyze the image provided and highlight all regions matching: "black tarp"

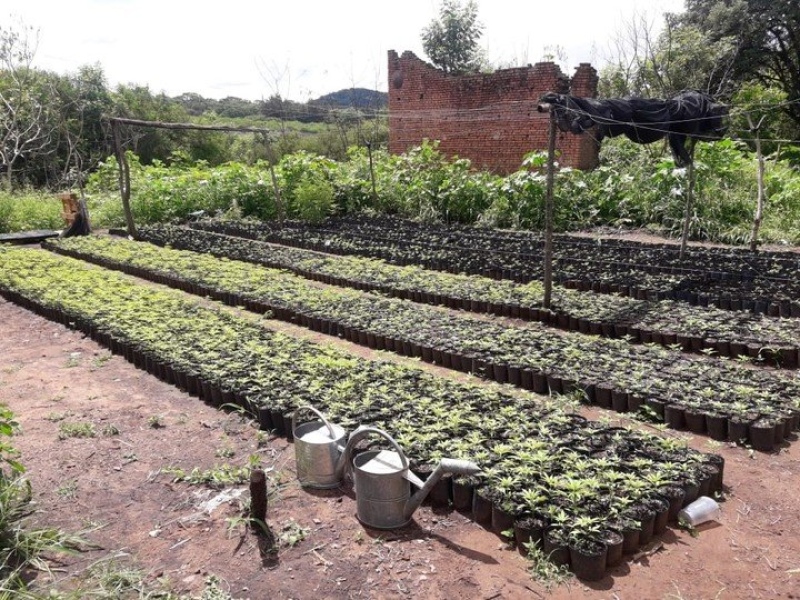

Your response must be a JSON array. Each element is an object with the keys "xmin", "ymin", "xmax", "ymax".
[{"xmin": 539, "ymin": 90, "xmax": 728, "ymax": 166}]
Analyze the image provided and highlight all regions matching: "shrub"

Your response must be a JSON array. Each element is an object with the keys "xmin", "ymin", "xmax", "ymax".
[
  {"xmin": 0, "ymin": 190, "xmax": 64, "ymax": 234},
  {"xmin": 80, "ymin": 138, "xmax": 800, "ymax": 244},
  {"xmin": 292, "ymin": 176, "xmax": 334, "ymax": 223}
]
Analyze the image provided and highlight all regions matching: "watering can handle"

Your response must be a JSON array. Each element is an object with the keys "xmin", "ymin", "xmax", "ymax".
[
  {"xmin": 347, "ymin": 426, "xmax": 410, "ymax": 471},
  {"xmin": 291, "ymin": 405, "xmax": 338, "ymax": 440}
]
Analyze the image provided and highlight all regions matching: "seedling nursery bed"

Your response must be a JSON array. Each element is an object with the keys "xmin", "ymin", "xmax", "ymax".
[
  {"xmin": 3, "ymin": 214, "xmax": 800, "ymax": 591},
  {"xmin": 191, "ymin": 215, "xmax": 800, "ymax": 316},
  {"xmin": 45, "ymin": 235, "xmax": 800, "ymax": 455},
  {"xmin": 0, "ymin": 244, "xmax": 732, "ymax": 583},
  {"xmin": 126, "ymin": 224, "xmax": 800, "ymax": 368}
]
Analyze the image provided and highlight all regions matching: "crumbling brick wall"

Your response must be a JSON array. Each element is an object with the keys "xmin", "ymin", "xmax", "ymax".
[{"xmin": 388, "ymin": 51, "xmax": 599, "ymax": 173}]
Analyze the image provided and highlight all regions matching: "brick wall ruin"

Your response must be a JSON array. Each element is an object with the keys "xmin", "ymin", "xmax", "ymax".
[{"xmin": 388, "ymin": 51, "xmax": 600, "ymax": 173}]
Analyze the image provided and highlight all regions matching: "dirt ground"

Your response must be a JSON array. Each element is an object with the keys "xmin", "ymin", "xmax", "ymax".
[{"xmin": 2, "ymin": 277, "xmax": 800, "ymax": 599}]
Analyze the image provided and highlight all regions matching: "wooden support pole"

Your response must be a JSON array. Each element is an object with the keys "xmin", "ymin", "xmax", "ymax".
[
  {"xmin": 111, "ymin": 120, "xmax": 137, "ymax": 237},
  {"xmin": 543, "ymin": 110, "xmax": 557, "ymax": 310},
  {"xmin": 109, "ymin": 117, "xmax": 271, "ymax": 135},
  {"xmin": 250, "ymin": 468, "xmax": 268, "ymax": 526},
  {"xmin": 679, "ymin": 155, "xmax": 696, "ymax": 261},
  {"xmin": 366, "ymin": 141, "xmax": 378, "ymax": 202},
  {"xmin": 748, "ymin": 115, "xmax": 767, "ymax": 253},
  {"xmin": 268, "ymin": 161, "xmax": 284, "ymax": 228},
  {"xmin": 108, "ymin": 117, "xmax": 274, "ymax": 236},
  {"xmin": 255, "ymin": 132, "xmax": 285, "ymax": 227}
]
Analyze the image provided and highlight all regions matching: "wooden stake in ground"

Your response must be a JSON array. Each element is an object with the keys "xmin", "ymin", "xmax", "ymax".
[
  {"xmin": 679, "ymin": 142, "xmax": 697, "ymax": 261},
  {"xmin": 111, "ymin": 119, "xmax": 136, "ymax": 237},
  {"xmin": 257, "ymin": 131, "xmax": 285, "ymax": 228},
  {"xmin": 542, "ymin": 110, "xmax": 557, "ymax": 310},
  {"xmin": 250, "ymin": 468, "xmax": 268, "ymax": 526},
  {"xmin": 747, "ymin": 115, "xmax": 767, "ymax": 253},
  {"xmin": 366, "ymin": 141, "xmax": 378, "ymax": 202}
]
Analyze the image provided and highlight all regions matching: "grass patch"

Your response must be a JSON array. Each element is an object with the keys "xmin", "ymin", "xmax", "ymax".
[
  {"xmin": 57, "ymin": 422, "xmax": 96, "ymax": 440},
  {"xmin": 41, "ymin": 555, "xmax": 239, "ymax": 599},
  {"xmin": 56, "ymin": 479, "xmax": 78, "ymax": 500},
  {"xmin": 45, "ymin": 411, "xmax": 69, "ymax": 423},
  {"xmin": 91, "ymin": 353, "xmax": 113, "ymax": 369},
  {"xmin": 0, "ymin": 406, "xmax": 88, "ymax": 595},
  {"xmin": 0, "ymin": 189, "xmax": 63, "ymax": 234},
  {"xmin": 161, "ymin": 463, "xmax": 252, "ymax": 489},
  {"xmin": 525, "ymin": 542, "xmax": 573, "ymax": 590}
]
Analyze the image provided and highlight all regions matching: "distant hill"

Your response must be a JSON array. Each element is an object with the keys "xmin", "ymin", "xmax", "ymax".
[
  {"xmin": 172, "ymin": 88, "xmax": 387, "ymax": 122},
  {"xmin": 310, "ymin": 88, "xmax": 388, "ymax": 110}
]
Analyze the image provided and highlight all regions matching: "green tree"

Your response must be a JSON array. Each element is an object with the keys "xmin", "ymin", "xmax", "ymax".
[
  {"xmin": 599, "ymin": 11, "xmax": 739, "ymax": 99},
  {"xmin": 111, "ymin": 83, "xmax": 190, "ymax": 164},
  {"xmin": 681, "ymin": 0, "xmax": 800, "ymax": 134},
  {"xmin": 421, "ymin": 0, "xmax": 485, "ymax": 74},
  {"xmin": 731, "ymin": 81, "xmax": 793, "ymax": 156},
  {"xmin": 51, "ymin": 64, "xmax": 115, "ymax": 187}
]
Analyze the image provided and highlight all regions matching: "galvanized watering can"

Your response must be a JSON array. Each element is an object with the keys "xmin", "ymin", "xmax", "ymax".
[
  {"xmin": 292, "ymin": 405, "xmax": 348, "ymax": 489},
  {"xmin": 292, "ymin": 407, "xmax": 481, "ymax": 529},
  {"xmin": 336, "ymin": 426, "xmax": 481, "ymax": 530}
]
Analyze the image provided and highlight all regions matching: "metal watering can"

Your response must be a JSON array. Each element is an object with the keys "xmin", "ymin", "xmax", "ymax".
[
  {"xmin": 339, "ymin": 427, "xmax": 481, "ymax": 529},
  {"xmin": 292, "ymin": 407, "xmax": 481, "ymax": 529},
  {"xmin": 292, "ymin": 405, "xmax": 348, "ymax": 489}
]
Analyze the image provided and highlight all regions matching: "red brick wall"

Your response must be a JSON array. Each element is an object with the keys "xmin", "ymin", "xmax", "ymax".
[{"xmin": 388, "ymin": 51, "xmax": 600, "ymax": 173}]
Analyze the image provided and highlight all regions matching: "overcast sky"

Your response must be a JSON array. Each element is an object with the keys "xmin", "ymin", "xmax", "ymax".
[{"xmin": 9, "ymin": 0, "xmax": 684, "ymax": 101}]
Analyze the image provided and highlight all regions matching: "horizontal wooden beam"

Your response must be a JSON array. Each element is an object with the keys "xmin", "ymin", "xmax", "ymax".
[{"xmin": 108, "ymin": 117, "xmax": 271, "ymax": 135}]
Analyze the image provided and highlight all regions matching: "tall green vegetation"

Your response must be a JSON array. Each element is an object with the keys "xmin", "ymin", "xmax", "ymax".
[
  {"xmin": 78, "ymin": 139, "xmax": 800, "ymax": 245},
  {"xmin": 0, "ymin": 189, "xmax": 62, "ymax": 233},
  {"xmin": 679, "ymin": 0, "xmax": 800, "ymax": 136}
]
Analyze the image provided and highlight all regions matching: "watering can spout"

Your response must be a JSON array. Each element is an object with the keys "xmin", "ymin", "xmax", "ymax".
[{"xmin": 404, "ymin": 458, "xmax": 481, "ymax": 520}]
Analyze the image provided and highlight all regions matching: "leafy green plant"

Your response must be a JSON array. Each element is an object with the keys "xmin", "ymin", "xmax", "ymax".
[
  {"xmin": 277, "ymin": 519, "xmax": 308, "ymax": 548},
  {"xmin": 58, "ymin": 422, "xmax": 96, "ymax": 440},
  {"xmin": 101, "ymin": 424, "xmax": 120, "ymax": 437},
  {"xmin": 292, "ymin": 176, "xmax": 334, "ymax": 223},
  {"xmin": 0, "ymin": 407, "xmax": 86, "ymax": 593},
  {"xmin": 147, "ymin": 415, "xmax": 165, "ymax": 429}
]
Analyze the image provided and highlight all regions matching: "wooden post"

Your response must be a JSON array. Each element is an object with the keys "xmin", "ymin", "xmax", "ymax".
[
  {"xmin": 107, "ymin": 117, "xmax": 273, "ymax": 235},
  {"xmin": 267, "ymin": 161, "xmax": 283, "ymax": 228},
  {"xmin": 542, "ymin": 110, "xmax": 557, "ymax": 310},
  {"xmin": 250, "ymin": 468, "xmax": 268, "ymax": 526},
  {"xmin": 259, "ymin": 132, "xmax": 284, "ymax": 228},
  {"xmin": 679, "ymin": 160, "xmax": 696, "ymax": 261},
  {"xmin": 111, "ymin": 120, "xmax": 137, "ymax": 237},
  {"xmin": 366, "ymin": 141, "xmax": 378, "ymax": 202},
  {"xmin": 748, "ymin": 115, "xmax": 766, "ymax": 253}
]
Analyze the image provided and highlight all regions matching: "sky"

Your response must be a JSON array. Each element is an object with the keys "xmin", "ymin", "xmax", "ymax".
[{"xmin": 7, "ymin": 0, "xmax": 685, "ymax": 102}]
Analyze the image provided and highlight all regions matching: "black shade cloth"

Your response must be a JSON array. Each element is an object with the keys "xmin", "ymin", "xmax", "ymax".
[{"xmin": 540, "ymin": 90, "xmax": 728, "ymax": 166}]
